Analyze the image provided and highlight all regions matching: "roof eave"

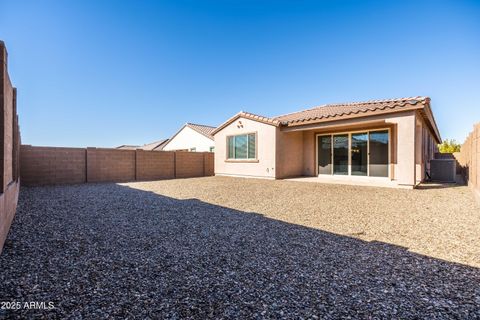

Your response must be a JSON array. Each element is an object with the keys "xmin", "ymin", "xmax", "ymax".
[
  {"xmin": 420, "ymin": 100, "xmax": 442, "ymax": 144},
  {"xmin": 186, "ymin": 123, "xmax": 215, "ymax": 140},
  {"xmin": 279, "ymin": 104, "xmax": 424, "ymax": 128},
  {"xmin": 211, "ymin": 111, "xmax": 280, "ymax": 136}
]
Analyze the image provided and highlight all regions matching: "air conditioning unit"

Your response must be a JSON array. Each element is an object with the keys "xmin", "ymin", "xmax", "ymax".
[{"xmin": 429, "ymin": 159, "xmax": 456, "ymax": 182}]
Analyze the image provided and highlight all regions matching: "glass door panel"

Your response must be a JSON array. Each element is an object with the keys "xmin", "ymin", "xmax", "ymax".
[
  {"xmin": 351, "ymin": 132, "xmax": 368, "ymax": 176},
  {"xmin": 333, "ymin": 134, "xmax": 348, "ymax": 175},
  {"xmin": 369, "ymin": 130, "xmax": 389, "ymax": 177},
  {"xmin": 317, "ymin": 135, "xmax": 332, "ymax": 174}
]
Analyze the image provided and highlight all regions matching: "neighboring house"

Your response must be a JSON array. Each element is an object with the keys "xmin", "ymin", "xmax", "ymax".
[
  {"xmin": 116, "ymin": 139, "xmax": 169, "ymax": 151},
  {"xmin": 141, "ymin": 139, "xmax": 169, "ymax": 151},
  {"xmin": 162, "ymin": 123, "xmax": 216, "ymax": 152},
  {"xmin": 212, "ymin": 97, "xmax": 441, "ymax": 188},
  {"xmin": 115, "ymin": 122, "xmax": 216, "ymax": 153}
]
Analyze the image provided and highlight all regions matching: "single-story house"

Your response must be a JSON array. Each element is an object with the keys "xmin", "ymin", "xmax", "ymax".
[
  {"xmin": 211, "ymin": 97, "xmax": 441, "ymax": 188},
  {"xmin": 162, "ymin": 123, "xmax": 216, "ymax": 152}
]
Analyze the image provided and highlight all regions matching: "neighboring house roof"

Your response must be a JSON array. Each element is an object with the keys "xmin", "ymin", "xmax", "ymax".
[
  {"xmin": 116, "ymin": 139, "xmax": 169, "ymax": 151},
  {"xmin": 141, "ymin": 139, "xmax": 169, "ymax": 151},
  {"xmin": 185, "ymin": 123, "xmax": 216, "ymax": 140},
  {"xmin": 115, "ymin": 124, "xmax": 215, "ymax": 152},
  {"xmin": 152, "ymin": 139, "xmax": 170, "ymax": 151},
  {"xmin": 167, "ymin": 123, "xmax": 216, "ymax": 144},
  {"xmin": 116, "ymin": 145, "xmax": 140, "ymax": 150},
  {"xmin": 212, "ymin": 97, "xmax": 441, "ymax": 143}
]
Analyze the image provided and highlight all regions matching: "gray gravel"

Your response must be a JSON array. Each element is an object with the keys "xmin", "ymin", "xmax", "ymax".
[{"xmin": 1, "ymin": 180, "xmax": 480, "ymax": 319}]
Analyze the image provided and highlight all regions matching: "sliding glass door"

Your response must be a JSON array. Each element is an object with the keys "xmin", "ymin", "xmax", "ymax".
[
  {"xmin": 317, "ymin": 130, "xmax": 389, "ymax": 177},
  {"xmin": 369, "ymin": 130, "xmax": 389, "ymax": 177},
  {"xmin": 317, "ymin": 135, "xmax": 332, "ymax": 175},
  {"xmin": 333, "ymin": 134, "xmax": 348, "ymax": 175},
  {"xmin": 351, "ymin": 132, "xmax": 368, "ymax": 176}
]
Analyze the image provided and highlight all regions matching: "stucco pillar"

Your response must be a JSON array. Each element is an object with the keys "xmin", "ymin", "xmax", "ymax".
[
  {"xmin": 392, "ymin": 112, "xmax": 416, "ymax": 186},
  {"xmin": 302, "ymin": 132, "xmax": 315, "ymax": 176},
  {"xmin": 415, "ymin": 118, "xmax": 423, "ymax": 183}
]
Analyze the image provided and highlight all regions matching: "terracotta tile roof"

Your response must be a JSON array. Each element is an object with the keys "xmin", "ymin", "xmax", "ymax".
[
  {"xmin": 212, "ymin": 96, "xmax": 441, "ymax": 143},
  {"xmin": 238, "ymin": 111, "xmax": 281, "ymax": 126},
  {"xmin": 185, "ymin": 123, "xmax": 216, "ymax": 140},
  {"xmin": 273, "ymin": 96, "xmax": 429, "ymax": 125}
]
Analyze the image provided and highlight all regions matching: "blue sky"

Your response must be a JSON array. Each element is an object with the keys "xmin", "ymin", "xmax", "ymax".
[{"xmin": 1, "ymin": 0, "xmax": 479, "ymax": 147}]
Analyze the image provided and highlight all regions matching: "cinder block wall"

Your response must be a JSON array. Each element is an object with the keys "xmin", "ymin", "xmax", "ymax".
[
  {"xmin": 136, "ymin": 150, "xmax": 175, "ymax": 180},
  {"xmin": 204, "ymin": 152, "xmax": 214, "ymax": 176},
  {"xmin": 87, "ymin": 148, "xmax": 135, "ymax": 182},
  {"xmin": 0, "ymin": 41, "xmax": 21, "ymax": 254},
  {"xmin": 20, "ymin": 146, "xmax": 86, "ymax": 185},
  {"xmin": 456, "ymin": 123, "xmax": 480, "ymax": 202},
  {"xmin": 20, "ymin": 146, "xmax": 214, "ymax": 186},
  {"xmin": 175, "ymin": 151, "xmax": 205, "ymax": 178}
]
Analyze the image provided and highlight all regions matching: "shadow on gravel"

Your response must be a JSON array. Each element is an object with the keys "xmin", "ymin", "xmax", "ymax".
[
  {"xmin": 416, "ymin": 182, "xmax": 464, "ymax": 190},
  {"xmin": 0, "ymin": 183, "xmax": 479, "ymax": 319}
]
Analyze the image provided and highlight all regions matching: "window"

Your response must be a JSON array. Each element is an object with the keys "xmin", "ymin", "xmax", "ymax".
[
  {"xmin": 227, "ymin": 133, "xmax": 256, "ymax": 159},
  {"xmin": 209, "ymin": 146, "xmax": 215, "ymax": 152},
  {"xmin": 189, "ymin": 147, "xmax": 196, "ymax": 152}
]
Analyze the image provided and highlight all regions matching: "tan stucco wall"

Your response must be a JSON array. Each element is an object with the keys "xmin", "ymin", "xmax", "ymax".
[
  {"xmin": 214, "ymin": 117, "xmax": 277, "ymax": 178},
  {"xmin": 292, "ymin": 111, "xmax": 418, "ymax": 186},
  {"xmin": 392, "ymin": 112, "xmax": 416, "ymax": 185},
  {"xmin": 415, "ymin": 110, "xmax": 440, "ymax": 183},
  {"xmin": 415, "ymin": 115, "xmax": 424, "ymax": 183},
  {"xmin": 276, "ymin": 130, "xmax": 304, "ymax": 179},
  {"xmin": 215, "ymin": 110, "xmax": 439, "ymax": 186},
  {"xmin": 302, "ymin": 131, "xmax": 316, "ymax": 176}
]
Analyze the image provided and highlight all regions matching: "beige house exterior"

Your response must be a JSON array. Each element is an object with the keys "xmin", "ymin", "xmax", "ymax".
[{"xmin": 212, "ymin": 97, "xmax": 441, "ymax": 188}]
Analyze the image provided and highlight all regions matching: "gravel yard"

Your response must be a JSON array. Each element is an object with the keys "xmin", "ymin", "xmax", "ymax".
[{"xmin": 1, "ymin": 177, "xmax": 479, "ymax": 318}]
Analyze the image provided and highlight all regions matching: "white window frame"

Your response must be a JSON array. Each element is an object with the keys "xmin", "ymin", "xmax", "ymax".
[{"xmin": 226, "ymin": 132, "xmax": 257, "ymax": 160}]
